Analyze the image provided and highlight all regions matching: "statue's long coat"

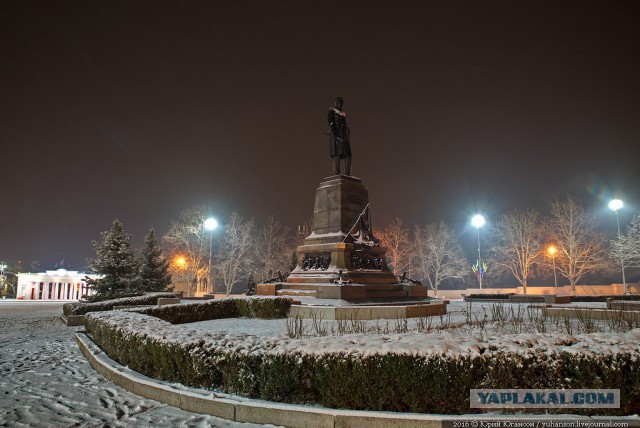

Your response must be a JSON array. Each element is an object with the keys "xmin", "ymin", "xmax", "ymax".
[{"xmin": 328, "ymin": 107, "xmax": 352, "ymax": 158}]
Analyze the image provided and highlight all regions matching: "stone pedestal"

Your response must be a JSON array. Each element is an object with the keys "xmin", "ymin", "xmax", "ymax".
[
  {"xmin": 306, "ymin": 175, "xmax": 369, "ymax": 244},
  {"xmin": 287, "ymin": 175, "xmax": 398, "ymax": 287},
  {"xmin": 256, "ymin": 175, "xmax": 431, "ymax": 300}
]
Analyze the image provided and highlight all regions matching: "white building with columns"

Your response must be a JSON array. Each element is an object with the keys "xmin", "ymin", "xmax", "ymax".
[{"xmin": 16, "ymin": 269, "xmax": 100, "ymax": 301}]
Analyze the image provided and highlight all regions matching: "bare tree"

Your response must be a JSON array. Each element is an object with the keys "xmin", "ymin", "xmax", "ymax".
[
  {"xmin": 377, "ymin": 217, "xmax": 412, "ymax": 275},
  {"xmin": 611, "ymin": 214, "xmax": 640, "ymax": 269},
  {"xmin": 251, "ymin": 216, "xmax": 294, "ymax": 282},
  {"xmin": 215, "ymin": 212, "xmax": 255, "ymax": 295},
  {"xmin": 412, "ymin": 221, "xmax": 467, "ymax": 294},
  {"xmin": 162, "ymin": 206, "xmax": 210, "ymax": 296},
  {"xmin": 489, "ymin": 209, "xmax": 544, "ymax": 293},
  {"xmin": 546, "ymin": 196, "xmax": 610, "ymax": 292}
]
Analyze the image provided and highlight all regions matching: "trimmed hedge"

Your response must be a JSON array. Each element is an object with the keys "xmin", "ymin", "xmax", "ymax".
[
  {"xmin": 572, "ymin": 295, "xmax": 640, "ymax": 303},
  {"xmin": 85, "ymin": 305, "xmax": 640, "ymax": 415},
  {"xmin": 465, "ymin": 294, "xmax": 640, "ymax": 303},
  {"xmin": 134, "ymin": 296, "xmax": 292, "ymax": 323},
  {"xmin": 63, "ymin": 292, "xmax": 177, "ymax": 316},
  {"xmin": 463, "ymin": 293, "xmax": 512, "ymax": 300}
]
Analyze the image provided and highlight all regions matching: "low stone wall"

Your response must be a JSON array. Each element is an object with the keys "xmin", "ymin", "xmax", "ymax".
[
  {"xmin": 288, "ymin": 301, "xmax": 448, "ymax": 320},
  {"xmin": 543, "ymin": 306, "xmax": 640, "ymax": 321},
  {"xmin": 435, "ymin": 284, "xmax": 640, "ymax": 300},
  {"xmin": 608, "ymin": 300, "xmax": 640, "ymax": 311}
]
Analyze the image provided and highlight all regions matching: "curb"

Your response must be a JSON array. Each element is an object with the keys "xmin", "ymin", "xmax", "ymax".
[
  {"xmin": 75, "ymin": 333, "xmax": 640, "ymax": 428},
  {"xmin": 61, "ymin": 314, "xmax": 85, "ymax": 326}
]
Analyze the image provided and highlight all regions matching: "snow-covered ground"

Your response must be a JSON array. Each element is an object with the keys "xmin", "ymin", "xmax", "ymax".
[
  {"xmin": 3, "ymin": 299, "xmax": 638, "ymax": 426},
  {"xmin": 0, "ymin": 301, "xmax": 274, "ymax": 427},
  {"xmin": 190, "ymin": 300, "xmax": 624, "ymax": 338},
  {"xmin": 183, "ymin": 300, "xmax": 640, "ymax": 358}
]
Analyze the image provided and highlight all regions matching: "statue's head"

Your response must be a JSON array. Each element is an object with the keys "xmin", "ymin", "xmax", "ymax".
[{"xmin": 335, "ymin": 97, "xmax": 344, "ymax": 109}]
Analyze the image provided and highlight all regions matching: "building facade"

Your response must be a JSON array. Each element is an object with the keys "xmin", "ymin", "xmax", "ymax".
[{"xmin": 16, "ymin": 269, "xmax": 100, "ymax": 301}]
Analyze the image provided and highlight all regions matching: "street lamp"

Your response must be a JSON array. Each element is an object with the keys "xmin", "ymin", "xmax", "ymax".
[
  {"xmin": 204, "ymin": 217, "xmax": 218, "ymax": 296},
  {"xmin": 548, "ymin": 245, "xmax": 558, "ymax": 288},
  {"xmin": 471, "ymin": 214, "xmax": 486, "ymax": 289},
  {"xmin": 608, "ymin": 199, "xmax": 627, "ymax": 294},
  {"xmin": 173, "ymin": 256, "xmax": 186, "ymax": 269}
]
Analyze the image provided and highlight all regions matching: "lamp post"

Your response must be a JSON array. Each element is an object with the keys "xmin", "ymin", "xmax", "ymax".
[
  {"xmin": 548, "ymin": 245, "xmax": 558, "ymax": 288},
  {"xmin": 471, "ymin": 214, "xmax": 486, "ymax": 289},
  {"xmin": 608, "ymin": 199, "xmax": 627, "ymax": 294},
  {"xmin": 204, "ymin": 217, "xmax": 218, "ymax": 296}
]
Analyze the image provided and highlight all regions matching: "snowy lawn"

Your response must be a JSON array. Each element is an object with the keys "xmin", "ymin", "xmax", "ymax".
[
  {"xmin": 165, "ymin": 301, "xmax": 640, "ymax": 363},
  {"xmin": 189, "ymin": 300, "xmax": 636, "ymax": 344}
]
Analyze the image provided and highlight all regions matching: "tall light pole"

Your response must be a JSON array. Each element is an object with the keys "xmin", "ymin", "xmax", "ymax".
[
  {"xmin": 471, "ymin": 214, "xmax": 486, "ymax": 289},
  {"xmin": 608, "ymin": 199, "xmax": 627, "ymax": 294},
  {"xmin": 204, "ymin": 217, "xmax": 218, "ymax": 296},
  {"xmin": 548, "ymin": 245, "xmax": 558, "ymax": 288}
]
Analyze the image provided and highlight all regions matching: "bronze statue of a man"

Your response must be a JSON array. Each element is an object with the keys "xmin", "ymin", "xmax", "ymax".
[{"xmin": 327, "ymin": 97, "xmax": 352, "ymax": 175}]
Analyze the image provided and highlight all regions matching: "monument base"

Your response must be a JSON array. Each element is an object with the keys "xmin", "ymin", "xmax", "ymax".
[
  {"xmin": 257, "ymin": 174, "xmax": 432, "ymax": 301},
  {"xmin": 256, "ymin": 282, "xmax": 430, "ymax": 300},
  {"xmin": 288, "ymin": 242, "xmax": 398, "ymax": 284}
]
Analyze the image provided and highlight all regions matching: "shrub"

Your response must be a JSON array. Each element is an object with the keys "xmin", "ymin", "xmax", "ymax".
[
  {"xmin": 572, "ymin": 295, "xmax": 640, "ymax": 302},
  {"xmin": 63, "ymin": 292, "xmax": 177, "ymax": 316},
  {"xmin": 235, "ymin": 296, "xmax": 292, "ymax": 319},
  {"xmin": 134, "ymin": 296, "xmax": 292, "ymax": 324},
  {"xmin": 82, "ymin": 291, "xmax": 145, "ymax": 303},
  {"xmin": 463, "ymin": 293, "xmax": 512, "ymax": 301}
]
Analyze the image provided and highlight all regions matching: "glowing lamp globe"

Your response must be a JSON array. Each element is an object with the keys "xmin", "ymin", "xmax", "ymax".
[
  {"xmin": 204, "ymin": 217, "xmax": 218, "ymax": 231},
  {"xmin": 608, "ymin": 199, "xmax": 623, "ymax": 212},
  {"xmin": 471, "ymin": 214, "xmax": 486, "ymax": 229}
]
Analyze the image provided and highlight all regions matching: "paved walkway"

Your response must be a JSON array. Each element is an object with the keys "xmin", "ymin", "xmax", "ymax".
[{"xmin": 0, "ymin": 301, "xmax": 274, "ymax": 427}]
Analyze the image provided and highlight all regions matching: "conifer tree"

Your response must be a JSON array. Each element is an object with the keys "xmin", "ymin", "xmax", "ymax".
[
  {"xmin": 139, "ymin": 229, "xmax": 172, "ymax": 292},
  {"xmin": 85, "ymin": 219, "xmax": 141, "ymax": 298}
]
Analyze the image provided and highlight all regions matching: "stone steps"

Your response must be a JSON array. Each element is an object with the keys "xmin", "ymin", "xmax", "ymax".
[
  {"xmin": 277, "ymin": 289, "xmax": 317, "ymax": 297},
  {"xmin": 270, "ymin": 283, "xmax": 429, "ymax": 300}
]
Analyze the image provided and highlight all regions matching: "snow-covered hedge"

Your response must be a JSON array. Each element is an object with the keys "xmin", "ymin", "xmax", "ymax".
[
  {"xmin": 573, "ymin": 295, "xmax": 640, "ymax": 302},
  {"xmin": 85, "ymin": 305, "xmax": 640, "ymax": 415},
  {"xmin": 463, "ymin": 293, "xmax": 512, "ymax": 300},
  {"xmin": 132, "ymin": 296, "xmax": 292, "ymax": 324},
  {"xmin": 63, "ymin": 292, "xmax": 177, "ymax": 316}
]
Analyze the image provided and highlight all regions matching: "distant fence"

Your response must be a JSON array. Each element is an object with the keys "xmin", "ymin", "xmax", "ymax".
[{"xmin": 434, "ymin": 283, "xmax": 640, "ymax": 300}]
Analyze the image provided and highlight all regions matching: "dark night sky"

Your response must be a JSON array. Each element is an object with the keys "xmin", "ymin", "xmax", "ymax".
[{"xmin": 2, "ymin": 1, "xmax": 640, "ymax": 270}]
